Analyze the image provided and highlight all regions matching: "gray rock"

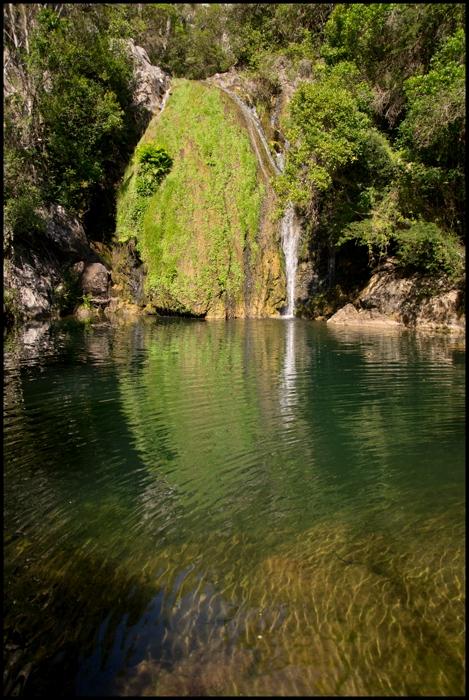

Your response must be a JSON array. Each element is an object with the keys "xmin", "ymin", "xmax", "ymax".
[
  {"xmin": 4, "ymin": 257, "xmax": 59, "ymax": 319},
  {"xmin": 328, "ymin": 269, "xmax": 465, "ymax": 332},
  {"xmin": 80, "ymin": 262, "xmax": 110, "ymax": 299},
  {"xmin": 4, "ymin": 203, "xmax": 98, "ymax": 321},
  {"xmin": 127, "ymin": 41, "xmax": 170, "ymax": 115},
  {"xmin": 42, "ymin": 204, "xmax": 89, "ymax": 259}
]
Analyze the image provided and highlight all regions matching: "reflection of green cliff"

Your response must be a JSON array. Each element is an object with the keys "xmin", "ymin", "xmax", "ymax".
[
  {"xmin": 118, "ymin": 321, "xmax": 268, "ymax": 526},
  {"xmin": 117, "ymin": 80, "xmax": 275, "ymax": 318}
]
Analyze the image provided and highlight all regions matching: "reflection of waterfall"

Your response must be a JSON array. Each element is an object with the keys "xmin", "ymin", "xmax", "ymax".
[
  {"xmin": 279, "ymin": 319, "xmax": 297, "ymax": 420},
  {"xmin": 280, "ymin": 204, "xmax": 300, "ymax": 318}
]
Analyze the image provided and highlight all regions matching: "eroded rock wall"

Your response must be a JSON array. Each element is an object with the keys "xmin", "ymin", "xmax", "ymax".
[{"xmin": 328, "ymin": 263, "xmax": 465, "ymax": 333}]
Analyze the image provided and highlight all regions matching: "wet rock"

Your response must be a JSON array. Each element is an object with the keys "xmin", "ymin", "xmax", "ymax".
[
  {"xmin": 295, "ymin": 260, "xmax": 317, "ymax": 304},
  {"xmin": 110, "ymin": 240, "xmax": 147, "ymax": 307}
]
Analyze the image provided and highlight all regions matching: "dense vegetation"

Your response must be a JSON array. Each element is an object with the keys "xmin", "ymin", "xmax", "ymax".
[
  {"xmin": 4, "ymin": 3, "xmax": 465, "ymax": 310},
  {"xmin": 116, "ymin": 80, "xmax": 263, "ymax": 315}
]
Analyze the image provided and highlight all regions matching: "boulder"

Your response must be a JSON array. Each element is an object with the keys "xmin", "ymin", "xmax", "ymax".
[
  {"xmin": 328, "ymin": 303, "xmax": 400, "ymax": 327},
  {"xmin": 80, "ymin": 262, "xmax": 110, "ymax": 299}
]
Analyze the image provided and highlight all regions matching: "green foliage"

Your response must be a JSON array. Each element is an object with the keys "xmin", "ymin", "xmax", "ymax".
[
  {"xmin": 4, "ymin": 141, "xmax": 46, "ymax": 250},
  {"xmin": 27, "ymin": 5, "xmax": 134, "ymax": 214},
  {"xmin": 81, "ymin": 293, "xmax": 93, "ymax": 310},
  {"xmin": 338, "ymin": 188, "xmax": 407, "ymax": 265},
  {"xmin": 338, "ymin": 204, "xmax": 464, "ymax": 281},
  {"xmin": 322, "ymin": 3, "xmax": 465, "ymax": 126},
  {"xmin": 116, "ymin": 80, "xmax": 263, "ymax": 312},
  {"xmin": 135, "ymin": 144, "xmax": 173, "ymax": 196},
  {"xmin": 398, "ymin": 29, "xmax": 465, "ymax": 165},
  {"xmin": 226, "ymin": 3, "xmax": 332, "ymax": 69},
  {"xmin": 4, "ymin": 158, "xmax": 46, "ymax": 252},
  {"xmin": 4, "ymin": 193, "xmax": 46, "ymax": 249},
  {"xmin": 395, "ymin": 222, "xmax": 464, "ymax": 280},
  {"xmin": 322, "ymin": 4, "xmax": 390, "ymax": 68},
  {"xmin": 116, "ymin": 145, "xmax": 172, "ymax": 241},
  {"xmin": 279, "ymin": 61, "xmax": 374, "ymax": 205}
]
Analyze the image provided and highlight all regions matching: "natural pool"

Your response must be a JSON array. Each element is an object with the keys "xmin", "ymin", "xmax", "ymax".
[{"xmin": 4, "ymin": 318, "xmax": 465, "ymax": 696}]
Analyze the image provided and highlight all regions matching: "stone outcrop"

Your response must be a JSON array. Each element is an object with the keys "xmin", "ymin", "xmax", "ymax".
[
  {"xmin": 4, "ymin": 205, "xmax": 94, "ymax": 322},
  {"xmin": 4, "ymin": 45, "xmax": 170, "ymax": 327},
  {"xmin": 328, "ymin": 262, "xmax": 465, "ymax": 333},
  {"xmin": 116, "ymin": 79, "xmax": 286, "ymax": 319},
  {"xmin": 4, "ymin": 254, "xmax": 60, "ymax": 320},
  {"xmin": 127, "ymin": 40, "xmax": 171, "ymax": 118},
  {"xmin": 42, "ymin": 204, "xmax": 89, "ymax": 259}
]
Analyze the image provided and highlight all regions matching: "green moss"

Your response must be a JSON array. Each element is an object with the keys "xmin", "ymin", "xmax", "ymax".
[
  {"xmin": 116, "ymin": 79, "xmax": 264, "ymax": 315},
  {"xmin": 4, "ymin": 287, "xmax": 23, "ymax": 327}
]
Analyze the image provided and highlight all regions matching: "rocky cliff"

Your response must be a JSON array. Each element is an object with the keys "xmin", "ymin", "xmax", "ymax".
[{"xmin": 4, "ymin": 48, "xmax": 465, "ymax": 333}]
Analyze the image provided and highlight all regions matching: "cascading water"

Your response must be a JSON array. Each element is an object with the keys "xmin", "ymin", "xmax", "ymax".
[
  {"xmin": 210, "ymin": 82, "xmax": 301, "ymax": 317},
  {"xmin": 280, "ymin": 203, "xmax": 300, "ymax": 318},
  {"xmin": 159, "ymin": 86, "xmax": 171, "ymax": 114}
]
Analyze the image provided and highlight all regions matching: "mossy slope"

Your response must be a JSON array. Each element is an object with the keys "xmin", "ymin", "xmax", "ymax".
[{"xmin": 116, "ymin": 79, "xmax": 284, "ymax": 318}]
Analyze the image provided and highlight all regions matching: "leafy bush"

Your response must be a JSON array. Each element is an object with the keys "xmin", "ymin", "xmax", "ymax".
[
  {"xmin": 278, "ymin": 61, "xmax": 374, "ymax": 207},
  {"xmin": 398, "ymin": 29, "xmax": 465, "ymax": 164},
  {"xmin": 135, "ymin": 145, "xmax": 173, "ymax": 196},
  {"xmin": 4, "ymin": 191, "xmax": 46, "ymax": 252},
  {"xmin": 337, "ymin": 188, "xmax": 406, "ymax": 265},
  {"xmin": 27, "ymin": 6, "xmax": 135, "ymax": 214},
  {"xmin": 395, "ymin": 222, "xmax": 464, "ymax": 280}
]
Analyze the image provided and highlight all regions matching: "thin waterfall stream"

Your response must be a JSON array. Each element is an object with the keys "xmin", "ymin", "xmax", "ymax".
[
  {"xmin": 280, "ymin": 203, "xmax": 301, "ymax": 318},
  {"xmin": 210, "ymin": 82, "xmax": 301, "ymax": 317}
]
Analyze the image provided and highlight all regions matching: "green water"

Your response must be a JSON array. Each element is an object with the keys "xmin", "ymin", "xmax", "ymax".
[{"xmin": 4, "ymin": 318, "xmax": 465, "ymax": 696}]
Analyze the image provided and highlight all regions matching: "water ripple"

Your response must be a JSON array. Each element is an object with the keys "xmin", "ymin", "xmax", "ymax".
[{"xmin": 4, "ymin": 318, "xmax": 465, "ymax": 696}]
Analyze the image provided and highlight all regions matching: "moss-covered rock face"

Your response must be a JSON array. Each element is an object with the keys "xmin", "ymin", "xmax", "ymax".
[{"xmin": 116, "ymin": 79, "xmax": 285, "ymax": 318}]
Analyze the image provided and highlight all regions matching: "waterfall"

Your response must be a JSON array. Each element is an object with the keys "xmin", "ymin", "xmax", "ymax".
[
  {"xmin": 209, "ymin": 81, "xmax": 301, "ymax": 317},
  {"xmin": 280, "ymin": 203, "xmax": 300, "ymax": 318},
  {"xmin": 215, "ymin": 85, "xmax": 280, "ymax": 181},
  {"xmin": 159, "ymin": 86, "xmax": 171, "ymax": 114}
]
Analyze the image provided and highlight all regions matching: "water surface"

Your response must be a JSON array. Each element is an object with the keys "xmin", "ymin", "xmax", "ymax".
[{"xmin": 4, "ymin": 318, "xmax": 465, "ymax": 696}]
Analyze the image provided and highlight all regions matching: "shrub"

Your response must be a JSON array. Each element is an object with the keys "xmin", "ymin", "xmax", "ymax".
[
  {"xmin": 4, "ymin": 191, "xmax": 46, "ymax": 252},
  {"xmin": 135, "ymin": 144, "xmax": 173, "ymax": 196},
  {"xmin": 395, "ymin": 221, "xmax": 464, "ymax": 280}
]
